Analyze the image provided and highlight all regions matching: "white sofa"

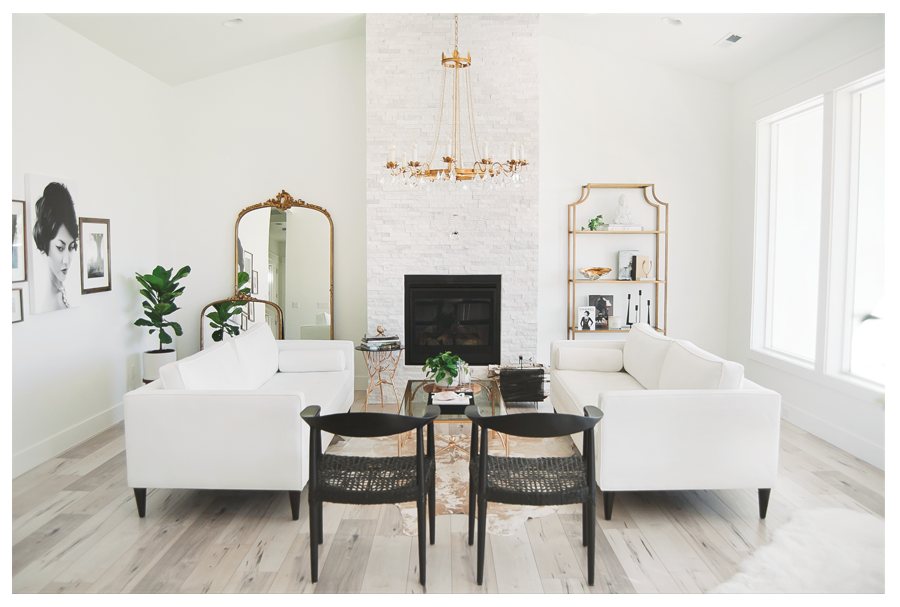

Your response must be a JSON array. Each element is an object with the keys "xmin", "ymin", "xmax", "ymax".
[
  {"xmin": 550, "ymin": 323, "xmax": 781, "ymax": 519},
  {"xmin": 123, "ymin": 323, "xmax": 354, "ymax": 520}
]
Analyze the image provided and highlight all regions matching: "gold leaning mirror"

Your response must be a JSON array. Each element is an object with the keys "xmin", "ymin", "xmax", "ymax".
[{"xmin": 235, "ymin": 190, "xmax": 334, "ymax": 340}]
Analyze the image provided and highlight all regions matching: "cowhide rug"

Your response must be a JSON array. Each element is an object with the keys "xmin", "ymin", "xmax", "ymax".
[
  {"xmin": 711, "ymin": 508, "xmax": 885, "ymax": 593},
  {"xmin": 325, "ymin": 424, "xmax": 579, "ymax": 536}
]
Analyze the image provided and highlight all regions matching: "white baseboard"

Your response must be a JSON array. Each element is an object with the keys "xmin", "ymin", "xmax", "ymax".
[
  {"xmin": 781, "ymin": 400, "xmax": 884, "ymax": 470},
  {"xmin": 13, "ymin": 402, "xmax": 125, "ymax": 478}
]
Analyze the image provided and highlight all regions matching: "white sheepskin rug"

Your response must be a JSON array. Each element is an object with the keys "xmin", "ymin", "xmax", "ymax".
[{"xmin": 712, "ymin": 508, "xmax": 884, "ymax": 593}]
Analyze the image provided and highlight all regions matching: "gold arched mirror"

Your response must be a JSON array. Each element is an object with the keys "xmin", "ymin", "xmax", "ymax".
[
  {"xmin": 199, "ymin": 297, "xmax": 284, "ymax": 350},
  {"xmin": 235, "ymin": 190, "xmax": 334, "ymax": 340}
]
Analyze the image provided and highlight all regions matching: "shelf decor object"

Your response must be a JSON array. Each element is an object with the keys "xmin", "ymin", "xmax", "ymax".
[
  {"xmin": 381, "ymin": 14, "xmax": 530, "ymax": 191},
  {"xmin": 567, "ymin": 184, "xmax": 668, "ymax": 338}
]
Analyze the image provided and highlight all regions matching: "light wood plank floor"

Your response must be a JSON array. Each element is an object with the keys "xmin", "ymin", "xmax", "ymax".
[{"xmin": 12, "ymin": 391, "xmax": 885, "ymax": 594}]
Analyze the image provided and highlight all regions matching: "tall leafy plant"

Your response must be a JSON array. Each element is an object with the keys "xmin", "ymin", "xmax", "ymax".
[
  {"xmin": 134, "ymin": 265, "xmax": 191, "ymax": 352},
  {"xmin": 206, "ymin": 271, "xmax": 251, "ymax": 342}
]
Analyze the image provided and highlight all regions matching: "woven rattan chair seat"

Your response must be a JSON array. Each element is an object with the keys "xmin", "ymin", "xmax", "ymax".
[
  {"xmin": 470, "ymin": 454, "xmax": 590, "ymax": 506},
  {"xmin": 316, "ymin": 454, "xmax": 436, "ymax": 505}
]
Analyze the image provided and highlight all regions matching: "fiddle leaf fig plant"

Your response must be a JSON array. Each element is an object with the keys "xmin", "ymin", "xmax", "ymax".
[
  {"xmin": 206, "ymin": 271, "xmax": 251, "ymax": 342},
  {"xmin": 134, "ymin": 265, "xmax": 192, "ymax": 352},
  {"xmin": 422, "ymin": 351, "xmax": 464, "ymax": 386}
]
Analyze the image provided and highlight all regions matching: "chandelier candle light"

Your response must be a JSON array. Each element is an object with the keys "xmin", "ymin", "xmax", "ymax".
[{"xmin": 382, "ymin": 15, "xmax": 530, "ymax": 191}]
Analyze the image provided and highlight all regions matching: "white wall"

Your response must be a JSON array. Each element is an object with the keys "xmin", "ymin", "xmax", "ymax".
[
  {"xmin": 11, "ymin": 20, "xmax": 368, "ymax": 476},
  {"xmin": 539, "ymin": 32, "xmax": 733, "ymax": 363},
  {"xmin": 11, "ymin": 14, "xmax": 171, "ymax": 475},
  {"xmin": 728, "ymin": 15, "xmax": 885, "ymax": 468},
  {"xmin": 161, "ymin": 35, "xmax": 367, "ymax": 381}
]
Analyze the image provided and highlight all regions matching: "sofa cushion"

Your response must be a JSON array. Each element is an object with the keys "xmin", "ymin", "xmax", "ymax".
[
  {"xmin": 260, "ymin": 370, "xmax": 353, "ymax": 415},
  {"xmin": 554, "ymin": 370, "xmax": 645, "ymax": 411},
  {"xmin": 159, "ymin": 341, "xmax": 228, "ymax": 390},
  {"xmin": 178, "ymin": 343, "xmax": 248, "ymax": 390},
  {"xmin": 233, "ymin": 324, "xmax": 280, "ymax": 390},
  {"xmin": 557, "ymin": 347, "xmax": 623, "ymax": 372},
  {"xmin": 623, "ymin": 323, "xmax": 672, "ymax": 390},
  {"xmin": 279, "ymin": 349, "xmax": 346, "ymax": 373},
  {"xmin": 658, "ymin": 340, "xmax": 745, "ymax": 390}
]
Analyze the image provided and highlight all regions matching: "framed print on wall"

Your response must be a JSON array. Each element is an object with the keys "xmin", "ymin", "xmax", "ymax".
[
  {"xmin": 13, "ymin": 288, "xmax": 23, "ymax": 323},
  {"xmin": 25, "ymin": 175, "xmax": 82, "ymax": 313},
  {"xmin": 12, "ymin": 200, "xmax": 27, "ymax": 283},
  {"xmin": 243, "ymin": 251, "xmax": 253, "ymax": 283},
  {"xmin": 252, "ymin": 270, "xmax": 259, "ymax": 295},
  {"xmin": 240, "ymin": 310, "xmax": 248, "ymax": 331},
  {"xmin": 79, "ymin": 218, "xmax": 111, "ymax": 294}
]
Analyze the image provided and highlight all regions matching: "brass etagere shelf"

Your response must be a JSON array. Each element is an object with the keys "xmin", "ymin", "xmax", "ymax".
[{"xmin": 567, "ymin": 184, "xmax": 669, "ymax": 338}]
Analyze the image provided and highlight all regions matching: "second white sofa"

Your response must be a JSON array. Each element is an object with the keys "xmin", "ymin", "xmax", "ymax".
[
  {"xmin": 551, "ymin": 324, "xmax": 781, "ymax": 520},
  {"xmin": 124, "ymin": 323, "xmax": 354, "ymax": 520}
]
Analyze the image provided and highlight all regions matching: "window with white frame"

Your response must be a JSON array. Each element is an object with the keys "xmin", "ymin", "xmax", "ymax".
[{"xmin": 753, "ymin": 71, "xmax": 884, "ymax": 390}]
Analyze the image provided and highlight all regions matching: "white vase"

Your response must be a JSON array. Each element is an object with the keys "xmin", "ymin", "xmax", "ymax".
[
  {"xmin": 434, "ymin": 374, "xmax": 459, "ymax": 389},
  {"xmin": 142, "ymin": 349, "xmax": 176, "ymax": 382}
]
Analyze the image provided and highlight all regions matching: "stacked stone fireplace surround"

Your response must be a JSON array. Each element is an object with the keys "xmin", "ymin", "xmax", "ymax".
[{"xmin": 366, "ymin": 14, "xmax": 539, "ymax": 390}]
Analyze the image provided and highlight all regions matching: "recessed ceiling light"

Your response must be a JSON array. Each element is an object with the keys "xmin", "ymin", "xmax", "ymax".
[
  {"xmin": 222, "ymin": 18, "xmax": 244, "ymax": 27},
  {"xmin": 661, "ymin": 17, "xmax": 683, "ymax": 27}
]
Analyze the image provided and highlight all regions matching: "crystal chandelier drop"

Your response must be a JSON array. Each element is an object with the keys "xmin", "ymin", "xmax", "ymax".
[{"xmin": 382, "ymin": 15, "xmax": 530, "ymax": 191}]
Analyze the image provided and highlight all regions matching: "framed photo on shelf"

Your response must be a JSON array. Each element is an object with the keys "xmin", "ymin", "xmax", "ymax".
[
  {"xmin": 577, "ymin": 306, "xmax": 596, "ymax": 331},
  {"xmin": 12, "ymin": 200, "xmax": 27, "ymax": 283},
  {"xmin": 252, "ymin": 270, "xmax": 259, "ymax": 294},
  {"xmin": 78, "ymin": 218, "xmax": 111, "ymax": 294},
  {"xmin": 13, "ymin": 288, "xmax": 23, "ymax": 323},
  {"xmin": 588, "ymin": 294, "xmax": 614, "ymax": 330},
  {"xmin": 617, "ymin": 250, "xmax": 639, "ymax": 280}
]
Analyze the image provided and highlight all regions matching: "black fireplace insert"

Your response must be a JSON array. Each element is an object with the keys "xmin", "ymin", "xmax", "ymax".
[{"xmin": 404, "ymin": 274, "xmax": 501, "ymax": 365}]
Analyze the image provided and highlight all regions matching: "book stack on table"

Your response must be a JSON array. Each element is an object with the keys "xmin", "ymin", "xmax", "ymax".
[{"xmin": 359, "ymin": 333, "xmax": 402, "ymax": 350}]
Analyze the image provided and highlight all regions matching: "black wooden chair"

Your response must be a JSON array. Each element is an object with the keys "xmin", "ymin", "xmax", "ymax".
[
  {"xmin": 465, "ymin": 405, "xmax": 603, "ymax": 585},
  {"xmin": 301, "ymin": 405, "xmax": 439, "ymax": 586}
]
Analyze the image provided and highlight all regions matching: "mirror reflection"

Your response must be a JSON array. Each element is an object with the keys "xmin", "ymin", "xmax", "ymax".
[{"xmin": 236, "ymin": 195, "xmax": 333, "ymax": 340}]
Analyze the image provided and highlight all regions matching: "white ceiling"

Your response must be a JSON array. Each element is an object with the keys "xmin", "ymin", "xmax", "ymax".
[
  {"xmin": 49, "ymin": 13, "xmax": 366, "ymax": 86},
  {"xmin": 49, "ymin": 13, "xmax": 857, "ymax": 87},
  {"xmin": 541, "ymin": 13, "xmax": 856, "ymax": 84}
]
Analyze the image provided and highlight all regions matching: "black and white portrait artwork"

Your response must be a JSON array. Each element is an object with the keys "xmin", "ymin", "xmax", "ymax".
[
  {"xmin": 26, "ymin": 176, "xmax": 82, "ymax": 314},
  {"xmin": 589, "ymin": 295, "xmax": 614, "ymax": 329},
  {"xmin": 79, "ymin": 218, "xmax": 111, "ymax": 294},
  {"xmin": 578, "ymin": 306, "xmax": 596, "ymax": 331},
  {"xmin": 12, "ymin": 200, "xmax": 27, "ymax": 283}
]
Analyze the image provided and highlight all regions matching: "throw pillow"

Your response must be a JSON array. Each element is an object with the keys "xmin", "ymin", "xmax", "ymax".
[
  {"xmin": 232, "ymin": 323, "xmax": 280, "ymax": 390},
  {"xmin": 658, "ymin": 340, "xmax": 744, "ymax": 390},
  {"xmin": 178, "ymin": 343, "xmax": 247, "ymax": 390}
]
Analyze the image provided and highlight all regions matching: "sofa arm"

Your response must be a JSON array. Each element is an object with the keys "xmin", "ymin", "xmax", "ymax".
[
  {"xmin": 597, "ymin": 388, "xmax": 781, "ymax": 492},
  {"xmin": 277, "ymin": 339, "xmax": 355, "ymax": 377},
  {"xmin": 124, "ymin": 390, "xmax": 309, "ymax": 491},
  {"xmin": 550, "ymin": 339, "xmax": 625, "ymax": 371}
]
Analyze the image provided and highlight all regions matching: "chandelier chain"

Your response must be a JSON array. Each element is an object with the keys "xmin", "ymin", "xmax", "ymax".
[
  {"xmin": 454, "ymin": 14, "xmax": 458, "ymax": 52},
  {"xmin": 466, "ymin": 68, "xmax": 480, "ymax": 162}
]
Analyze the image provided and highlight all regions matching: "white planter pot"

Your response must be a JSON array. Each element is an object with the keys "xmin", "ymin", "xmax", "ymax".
[
  {"xmin": 142, "ymin": 349, "xmax": 176, "ymax": 382},
  {"xmin": 434, "ymin": 374, "xmax": 459, "ymax": 389}
]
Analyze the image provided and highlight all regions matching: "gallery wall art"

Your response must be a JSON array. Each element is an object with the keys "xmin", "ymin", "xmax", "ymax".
[
  {"xmin": 12, "ymin": 200, "xmax": 27, "ymax": 283},
  {"xmin": 25, "ymin": 175, "xmax": 82, "ymax": 313},
  {"xmin": 79, "ymin": 218, "xmax": 111, "ymax": 294}
]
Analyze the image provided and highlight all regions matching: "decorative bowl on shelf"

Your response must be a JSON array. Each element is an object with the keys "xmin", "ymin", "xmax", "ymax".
[{"xmin": 578, "ymin": 267, "xmax": 612, "ymax": 280}]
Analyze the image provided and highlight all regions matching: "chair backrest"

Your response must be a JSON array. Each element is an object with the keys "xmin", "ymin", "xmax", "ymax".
[
  {"xmin": 301, "ymin": 405, "xmax": 439, "ymax": 438},
  {"xmin": 465, "ymin": 405, "xmax": 602, "ymax": 438}
]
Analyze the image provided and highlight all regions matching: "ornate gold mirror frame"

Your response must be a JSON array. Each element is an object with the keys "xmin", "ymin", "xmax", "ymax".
[
  {"xmin": 199, "ymin": 298, "xmax": 284, "ymax": 350},
  {"xmin": 234, "ymin": 190, "xmax": 334, "ymax": 340}
]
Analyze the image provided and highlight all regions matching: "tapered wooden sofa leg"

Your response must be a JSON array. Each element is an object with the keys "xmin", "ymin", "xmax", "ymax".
[
  {"xmin": 133, "ymin": 488, "xmax": 147, "ymax": 518},
  {"xmin": 758, "ymin": 488, "xmax": 771, "ymax": 519},
  {"xmin": 603, "ymin": 491, "xmax": 615, "ymax": 521},
  {"xmin": 289, "ymin": 491, "xmax": 301, "ymax": 521}
]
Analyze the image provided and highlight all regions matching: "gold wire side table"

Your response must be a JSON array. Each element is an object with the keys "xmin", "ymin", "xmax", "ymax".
[
  {"xmin": 401, "ymin": 378, "xmax": 508, "ymax": 458},
  {"xmin": 356, "ymin": 345, "xmax": 404, "ymax": 412}
]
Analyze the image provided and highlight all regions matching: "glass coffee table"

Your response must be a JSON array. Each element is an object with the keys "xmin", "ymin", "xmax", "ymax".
[{"xmin": 400, "ymin": 378, "xmax": 508, "ymax": 458}]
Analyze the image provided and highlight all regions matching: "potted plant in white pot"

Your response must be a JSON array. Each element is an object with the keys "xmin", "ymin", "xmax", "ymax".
[
  {"xmin": 134, "ymin": 265, "xmax": 191, "ymax": 383},
  {"xmin": 422, "ymin": 351, "xmax": 465, "ymax": 390}
]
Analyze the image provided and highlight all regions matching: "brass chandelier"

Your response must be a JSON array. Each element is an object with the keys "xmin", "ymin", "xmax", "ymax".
[{"xmin": 382, "ymin": 15, "xmax": 530, "ymax": 191}]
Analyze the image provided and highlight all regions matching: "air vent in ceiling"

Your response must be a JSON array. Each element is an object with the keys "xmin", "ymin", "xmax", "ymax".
[{"xmin": 714, "ymin": 33, "xmax": 742, "ymax": 49}]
